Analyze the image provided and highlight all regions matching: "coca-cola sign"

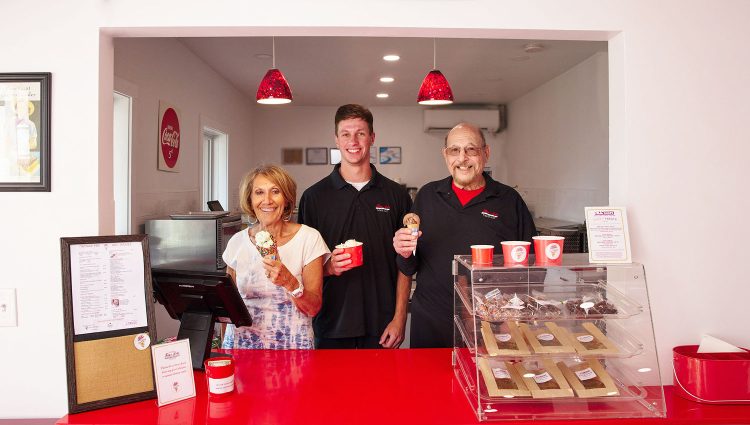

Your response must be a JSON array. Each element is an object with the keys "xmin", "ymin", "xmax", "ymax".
[{"xmin": 158, "ymin": 102, "xmax": 181, "ymax": 172}]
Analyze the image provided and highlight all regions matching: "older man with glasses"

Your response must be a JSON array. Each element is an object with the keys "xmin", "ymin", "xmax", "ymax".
[{"xmin": 393, "ymin": 122, "xmax": 536, "ymax": 348}]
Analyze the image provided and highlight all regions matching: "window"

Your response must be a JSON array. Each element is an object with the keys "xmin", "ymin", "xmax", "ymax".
[
  {"xmin": 202, "ymin": 128, "xmax": 228, "ymax": 210},
  {"xmin": 113, "ymin": 91, "xmax": 132, "ymax": 235}
]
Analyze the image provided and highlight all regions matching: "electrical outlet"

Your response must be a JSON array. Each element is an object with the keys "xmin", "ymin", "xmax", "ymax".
[{"xmin": 0, "ymin": 288, "xmax": 17, "ymax": 327}]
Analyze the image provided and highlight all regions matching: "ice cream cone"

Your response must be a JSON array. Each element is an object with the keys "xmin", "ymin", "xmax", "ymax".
[
  {"xmin": 403, "ymin": 213, "xmax": 420, "ymax": 234},
  {"xmin": 255, "ymin": 230, "xmax": 278, "ymax": 260}
]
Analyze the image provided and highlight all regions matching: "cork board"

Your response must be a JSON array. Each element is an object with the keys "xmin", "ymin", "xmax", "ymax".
[
  {"xmin": 61, "ymin": 235, "xmax": 157, "ymax": 413},
  {"xmin": 73, "ymin": 334, "xmax": 155, "ymax": 403}
]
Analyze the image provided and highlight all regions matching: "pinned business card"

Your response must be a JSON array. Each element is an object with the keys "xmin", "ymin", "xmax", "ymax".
[
  {"xmin": 585, "ymin": 206, "xmax": 632, "ymax": 264},
  {"xmin": 151, "ymin": 338, "xmax": 196, "ymax": 406}
]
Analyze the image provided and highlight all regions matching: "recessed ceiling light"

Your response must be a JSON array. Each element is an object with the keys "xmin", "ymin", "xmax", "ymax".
[
  {"xmin": 383, "ymin": 54, "xmax": 400, "ymax": 62},
  {"xmin": 254, "ymin": 53, "xmax": 272, "ymax": 60},
  {"xmin": 376, "ymin": 93, "xmax": 389, "ymax": 98},
  {"xmin": 379, "ymin": 76, "xmax": 395, "ymax": 83}
]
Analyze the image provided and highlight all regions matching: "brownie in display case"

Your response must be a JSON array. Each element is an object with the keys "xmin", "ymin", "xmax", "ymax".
[{"xmin": 452, "ymin": 253, "xmax": 665, "ymax": 421}]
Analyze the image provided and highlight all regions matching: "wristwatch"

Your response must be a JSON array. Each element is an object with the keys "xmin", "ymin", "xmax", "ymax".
[{"xmin": 288, "ymin": 281, "xmax": 304, "ymax": 298}]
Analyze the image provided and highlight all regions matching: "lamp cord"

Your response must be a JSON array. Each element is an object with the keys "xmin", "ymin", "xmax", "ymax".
[
  {"xmin": 433, "ymin": 38, "xmax": 436, "ymax": 70},
  {"xmin": 272, "ymin": 37, "xmax": 276, "ymax": 69}
]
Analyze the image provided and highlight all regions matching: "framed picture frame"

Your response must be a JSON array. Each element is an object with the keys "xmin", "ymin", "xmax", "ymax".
[
  {"xmin": 306, "ymin": 147, "xmax": 328, "ymax": 165},
  {"xmin": 329, "ymin": 148, "xmax": 341, "ymax": 165},
  {"xmin": 0, "ymin": 73, "xmax": 51, "ymax": 191},
  {"xmin": 370, "ymin": 146, "xmax": 377, "ymax": 164},
  {"xmin": 379, "ymin": 146, "xmax": 402, "ymax": 164},
  {"xmin": 282, "ymin": 148, "xmax": 303, "ymax": 165},
  {"xmin": 60, "ymin": 235, "xmax": 157, "ymax": 413}
]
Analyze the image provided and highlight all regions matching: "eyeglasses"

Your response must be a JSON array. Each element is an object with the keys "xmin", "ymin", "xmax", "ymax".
[{"xmin": 444, "ymin": 145, "xmax": 485, "ymax": 157}]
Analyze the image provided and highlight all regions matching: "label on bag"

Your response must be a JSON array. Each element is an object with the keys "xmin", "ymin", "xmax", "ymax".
[
  {"xmin": 533, "ymin": 372, "xmax": 553, "ymax": 384},
  {"xmin": 494, "ymin": 333, "xmax": 512, "ymax": 342},
  {"xmin": 209, "ymin": 375, "xmax": 235, "ymax": 394},
  {"xmin": 577, "ymin": 334, "xmax": 594, "ymax": 343},
  {"xmin": 574, "ymin": 367, "xmax": 597, "ymax": 381},
  {"xmin": 484, "ymin": 289, "xmax": 502, "ymax": 300},
  {"xmin": 492, "ymin": 368, "xmax": 511, "ymax": 379}
]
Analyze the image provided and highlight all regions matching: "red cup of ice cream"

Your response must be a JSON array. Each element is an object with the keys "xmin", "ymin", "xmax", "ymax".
[
  {"xmin": 336, "ymin": 239, "xmax": 363, "ymax": 268},
  {"xmin": 501, "ymin": 241, "xmax": 531, "ymax": 266},
  {"xmin": 533, "ymin": 236, "xmax": 564, "ymax": 265},
  {"xmin": 471, "ymin": 244, "xmax": 494, "ymax": 266}
]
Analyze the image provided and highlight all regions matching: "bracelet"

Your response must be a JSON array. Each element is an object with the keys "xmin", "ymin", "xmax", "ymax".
[{"xmin": 287, "ymin": 280, "xmax": 304, "ymax": 298}]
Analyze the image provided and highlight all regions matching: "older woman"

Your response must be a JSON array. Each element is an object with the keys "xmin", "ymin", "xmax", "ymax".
[{"xmin": 222, "ymin": 164, "xmax": 329, "ymax": 349}]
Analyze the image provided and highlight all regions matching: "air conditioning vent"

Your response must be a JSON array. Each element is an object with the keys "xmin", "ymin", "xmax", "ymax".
[{"xmin": 423, "ymin": 106, "xmax": 506, "ymax": 133}]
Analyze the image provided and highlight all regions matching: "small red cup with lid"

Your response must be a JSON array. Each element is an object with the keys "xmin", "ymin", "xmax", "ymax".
[{"xmin": 204, "ymin": 356, "xmax": 235, "ymax": 397}]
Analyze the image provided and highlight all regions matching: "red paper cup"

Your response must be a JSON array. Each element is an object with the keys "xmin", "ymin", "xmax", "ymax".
[
  {"xmin": 336, "ymin": 242, "xmax": 363, "ymax": 268},
  {"xmin": 501, "ymin": 241, "xmax": 531, "ymax": 266},
  {"xmin": 204, "ymin": 356, "xmax": 235, "ymax": 396},
  {"xmin": 533, "ymin": 236, "xmax": 564, "ymax": 265},
  {"xmin": 471, "ymin": 244, "xmax": 494, "ymax": 265}
]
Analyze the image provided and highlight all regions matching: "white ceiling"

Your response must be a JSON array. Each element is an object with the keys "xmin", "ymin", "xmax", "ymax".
[{"xmin": 179, "ymin": 36, "xmax": 607, "ymax": 107}]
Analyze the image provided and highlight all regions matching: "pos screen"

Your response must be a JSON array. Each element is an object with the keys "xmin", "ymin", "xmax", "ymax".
[{"xmin": 151, "ymin": 268, "xmax": 251, "ymax": 369}]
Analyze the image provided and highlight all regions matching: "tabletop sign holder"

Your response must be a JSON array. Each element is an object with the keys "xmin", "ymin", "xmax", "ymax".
[{"xmin": 60, "ymin": 235, "xmax": 157, "ymax": 413}]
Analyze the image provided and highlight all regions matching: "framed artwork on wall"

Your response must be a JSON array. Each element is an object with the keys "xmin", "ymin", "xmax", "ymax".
[
  {"xmin": 306, "ymin": 147, "xmax": 328, "ymax": 165},
  {"xmin": 282, "ymin": 148, "xmax": 303, "ymax": 165},
  {"xmin": 370, "ymin": 146, "xmax": 377, "ymax": 164},
  {"xmin": 379, "ymin": 146, "xmax": 401, "ymax": 164},
  {"xmin": 0, "ymin": 72, "xmax": 51, "ymax": 191},
  {"xmin": 329, "ymin": 148, "xmax": 341, "ymax": 165}
]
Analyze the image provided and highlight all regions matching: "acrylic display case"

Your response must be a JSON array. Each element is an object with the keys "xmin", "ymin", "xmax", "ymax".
[{"xmin": 452, "ymin": 253, "xmax": 665, "ymax": 421}]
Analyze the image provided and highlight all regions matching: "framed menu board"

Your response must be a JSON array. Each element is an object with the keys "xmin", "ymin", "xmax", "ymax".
[{"xmin": 60, "ymin": 235, "xmax": 157, "ymax": 413}]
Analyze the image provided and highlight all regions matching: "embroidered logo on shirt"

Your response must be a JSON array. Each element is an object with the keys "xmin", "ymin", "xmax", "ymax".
[
  {"xmin": 481, "ymin": 209, "xmax": 499, "ymax": 219},
  {"xmin": 375, "ymin": 204, "xmax": 391, "ymax": 213}
]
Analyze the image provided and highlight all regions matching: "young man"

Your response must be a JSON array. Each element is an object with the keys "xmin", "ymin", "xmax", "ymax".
[
  {"xmin": 393, "ymin": 122, "xmax": 536, "ymax": 348},
  {"xmin": 298, "ymin": 104, "xmax": 412, "ymax": 349}
]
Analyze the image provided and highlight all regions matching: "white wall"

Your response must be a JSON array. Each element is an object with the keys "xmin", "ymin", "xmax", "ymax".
[
  {"xmin": 507, "ymin": 52, "xmax": 609, "ymax": 222},
  {"xmin": 114, "ymin": 38, "xmax": 256, "ymax": 229},
  {"xmin": 113, "ymin": 38, "xmax": 257, "ymax": 340},
  {"xmin": 0, "ymin": 2, "xmax": 99, "ymax": 418},
  {"xmin": 2, "ymin": 0, "xmax": 750, "ymax": 419},
  {"xmin": 251, "ymin": 106, "xmax": 511, "ymax": 198}
]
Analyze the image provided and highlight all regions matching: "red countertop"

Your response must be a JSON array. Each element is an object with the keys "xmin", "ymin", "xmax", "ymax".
[{"xmin": 57, "ymin": 348, "xmax": 750, "ymax": 424}]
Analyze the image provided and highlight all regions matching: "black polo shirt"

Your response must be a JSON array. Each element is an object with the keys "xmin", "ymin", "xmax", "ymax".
[
  {"xmin": 299, "ymin": 164, "xmax": 412, "ymax": 339},
  {"xmin": 397, "ymin": 174, "xmax": 536, "ymax": 348}
]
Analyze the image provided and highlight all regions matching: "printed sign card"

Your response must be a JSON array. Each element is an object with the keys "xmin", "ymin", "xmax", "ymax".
[
  {"xmin": 585, "ymin": 207, "xmax": 632, "ymax": 264},
  {"xmin": 152, "ymin": 339, "xmax": 196, "ymax": 406}
]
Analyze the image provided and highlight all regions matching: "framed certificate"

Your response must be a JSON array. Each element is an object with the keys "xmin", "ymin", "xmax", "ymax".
[
  {"xmin": 585, "ymin": 206, "xmax": 632, "ymax": 263},
  {"xmin": 306, "ymin": 147, "xmax": 328, "ymax": 165}
]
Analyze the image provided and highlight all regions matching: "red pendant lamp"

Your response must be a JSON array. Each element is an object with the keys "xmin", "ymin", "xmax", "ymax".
[
  {"xmin": 256, "ymin": 37, "xmax": 293, "ymax": 104},
  {"xmin": 417, "ymin": 39, "xmax": 454, "ymax": 105}
]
